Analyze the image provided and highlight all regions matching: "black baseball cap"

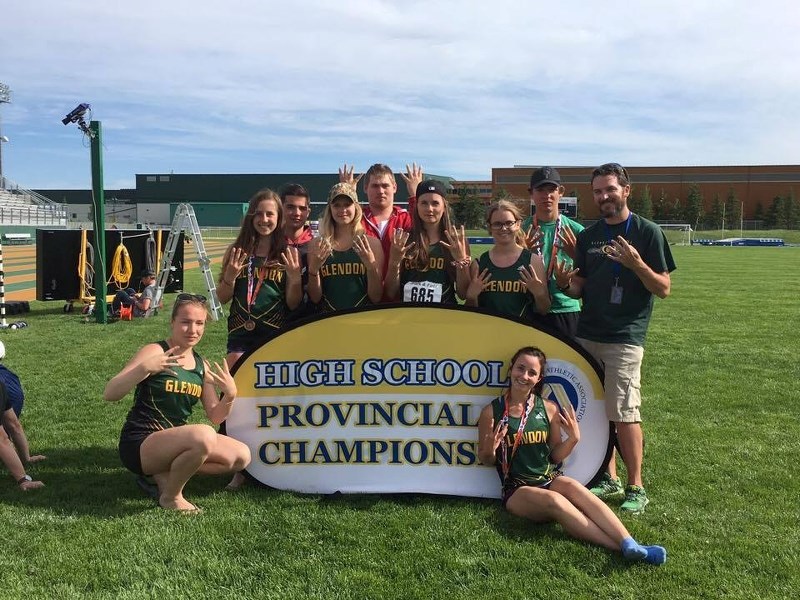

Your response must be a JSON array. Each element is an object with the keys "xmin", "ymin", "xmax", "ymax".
[
  {"xmin": 529, "ymin": 166, "xmax": 561, "ymax": 190},
  {"xmin": 416, "ymin": 179, "xmax": 449, "ymax": 198},
  {"xmin": 141, "ymin": 269, "xmax": 156, "ymax": 278}
]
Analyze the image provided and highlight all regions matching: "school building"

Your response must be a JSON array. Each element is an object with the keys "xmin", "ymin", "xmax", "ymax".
[
  {"xmin": 484, "ymin": 164, "xmax": 800, "ymax": 220},
  {"xmin": 32, "ymin": 165, "xmax": 800, "ymax": 226}
]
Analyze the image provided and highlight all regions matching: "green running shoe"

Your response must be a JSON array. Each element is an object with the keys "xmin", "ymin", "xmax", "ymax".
[
  {"xmin": 589, "ymin": 473, "xmax": 624, "ymax": 499},
  {"xmin": 620, "ymin": 485, "xmax": 649, "ymax": 514}
]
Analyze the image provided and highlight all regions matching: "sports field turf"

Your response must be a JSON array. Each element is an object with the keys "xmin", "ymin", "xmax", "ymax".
[{"xmin": 0, "ymin": 244, "xmax": 798, "ymax": 599}]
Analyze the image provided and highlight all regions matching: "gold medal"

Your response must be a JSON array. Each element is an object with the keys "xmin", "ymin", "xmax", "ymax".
[{"xmin": 244, "ymin": 320, "xmax": 256, "ymax": 331}]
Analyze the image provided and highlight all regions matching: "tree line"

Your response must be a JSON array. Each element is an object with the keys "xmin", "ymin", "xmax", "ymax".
[
  {"xmin": 450, "ymin": 184, "xmax": 798, "ymax": 230},
  {"xmin": 627, "ymin": 184, "xmax": 798, "ymax": 230}
]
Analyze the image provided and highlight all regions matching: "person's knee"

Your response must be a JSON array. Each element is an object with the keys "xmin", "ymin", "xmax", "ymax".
[
  {"xmin": 538, "ymin": 490, "xmax": 573, "ymax": 519},
  {"xmin": 554, "ymin": 476, "xmax": 583, "ymax": 495},
  {"xmin": 510, "ymin": 488, "xmax": 565, "ymax": 518},
  {"xmin": 189, "ymin": 424, "xmax": 218, "ymax": 456},
  {"xmin": 231, "ymin": 442, "xmax": 251, "ymax": 471},
  {"xmin": 615, "ymin": 421, "xmax": 642, "ymax": 439}
]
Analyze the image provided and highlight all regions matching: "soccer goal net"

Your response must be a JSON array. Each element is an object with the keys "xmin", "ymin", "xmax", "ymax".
[{"xmin": 658, "ymin": 223, "xmax": 692, "ymax": 246}]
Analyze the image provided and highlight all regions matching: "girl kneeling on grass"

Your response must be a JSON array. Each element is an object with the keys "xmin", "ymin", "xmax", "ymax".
[
  {"xmin": 477, "ymin": 346, "xmax": 666, "ymax": 565},
  {"xmin": 104, "ymin": 294, "xmax": 251, "ymax": 513}
]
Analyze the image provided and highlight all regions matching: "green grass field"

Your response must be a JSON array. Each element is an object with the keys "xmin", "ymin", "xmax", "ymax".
[
  {"xmin": 465, "ymin": 228, "xmax": 800, "ymax": 246},
  {"xmin": 1, "ymin": 245, "xmax": 798, "ymax": 599}
]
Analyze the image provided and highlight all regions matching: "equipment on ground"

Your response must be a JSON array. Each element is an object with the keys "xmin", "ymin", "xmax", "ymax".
[
  {"xmin": 35, "ymin": 228, "xmax": 183, "ymax": 310},
  {"xmin": 152, "ymin": 203, "xmax": 222, "ymax": 320}
]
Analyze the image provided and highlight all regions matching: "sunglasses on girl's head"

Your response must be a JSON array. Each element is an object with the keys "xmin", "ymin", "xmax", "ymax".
[{"xmin": 176, "ymin": 293, "xmax": 207, "ymax": 303}]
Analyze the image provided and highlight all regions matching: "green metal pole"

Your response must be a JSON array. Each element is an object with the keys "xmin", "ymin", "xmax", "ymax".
[{"xmin": 90, "ymin": 121, "xmax": 108, "ymax": 324}]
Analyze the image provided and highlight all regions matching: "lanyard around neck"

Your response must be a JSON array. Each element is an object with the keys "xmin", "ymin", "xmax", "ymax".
[
  {"xmin": 500, "ymin": 391, "xmax": 534, "ymax": 481},
  {"xmin": 533, "ymin": 214, "xmax": 561, "ymax": 279},
  {"xmin": 246, "ymin": 256, "xmax": 267, "ymax": 308},
  {"xmin": 604, "ymin": 212, "xmax": 633, "ymax": 279}
]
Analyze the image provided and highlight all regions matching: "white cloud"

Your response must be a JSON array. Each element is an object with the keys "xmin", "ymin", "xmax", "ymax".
[{"xmin": 1, "ymin": 0, "xmax": 799, "ymax": 188}]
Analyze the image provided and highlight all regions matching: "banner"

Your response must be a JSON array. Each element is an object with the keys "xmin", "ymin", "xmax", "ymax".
[{"xmin": 226, "ymin": 306, "xmax": 609, "ymax": 498}]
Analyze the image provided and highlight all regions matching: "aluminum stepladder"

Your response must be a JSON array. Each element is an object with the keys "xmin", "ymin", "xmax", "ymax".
[{"xmin": 152, "ymin": 203, "xmax": 223, "ymax": 320}]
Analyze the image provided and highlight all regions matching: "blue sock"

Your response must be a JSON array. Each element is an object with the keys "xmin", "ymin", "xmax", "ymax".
[
  {"xmin": 621, "ymin": 537, "xmax": 647, "ymax": 560},
  {"xmin": 644, "ymin": 545, "xmax": 667, "ymax": 566}
]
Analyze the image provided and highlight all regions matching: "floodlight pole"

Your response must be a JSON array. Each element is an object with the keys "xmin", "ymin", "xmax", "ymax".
[
  {"xmin": 0, "ymin": 127, "xmax": 6, "ymax": 189},
  {"xmin": 90, "ymin": 121, "xmax": 108, "ymax": 324},
  {"xmin": 0, "ymin": 82, "xmax": 10, "ymax": 189}
]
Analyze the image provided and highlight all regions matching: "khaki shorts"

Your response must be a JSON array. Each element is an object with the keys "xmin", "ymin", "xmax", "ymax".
[{"xmin": 576, "ymin": 338, "xmax": 644, "ymax": 423}]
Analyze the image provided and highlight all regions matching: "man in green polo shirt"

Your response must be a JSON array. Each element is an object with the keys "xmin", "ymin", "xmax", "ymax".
[
  {"xmin": 555, "ymin": 162, "xmax": 676, "ymax": 513},
  {"xmin": 522, "ymin": 166, "xmax": 584, "ymax": 338}
]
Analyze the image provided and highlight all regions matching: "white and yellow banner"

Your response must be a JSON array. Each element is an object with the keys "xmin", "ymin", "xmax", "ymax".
[{"xmin": 226, "ymin": 306, "xmax": 608, "ymax": 498}]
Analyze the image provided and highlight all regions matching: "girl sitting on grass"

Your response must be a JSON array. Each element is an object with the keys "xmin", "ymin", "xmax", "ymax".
[
  {"xmin": 477, "ymin": 345, "xmax": 666, "ymax": 565},
  {"xmin": 104, "ymin": 294, "xmax": 251, "ymax": 513}
]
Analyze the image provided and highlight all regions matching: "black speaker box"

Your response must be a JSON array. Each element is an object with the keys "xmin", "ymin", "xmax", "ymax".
[{"xmin": 36, "ymin": 229, "xmax": 184, "ymax": 301}]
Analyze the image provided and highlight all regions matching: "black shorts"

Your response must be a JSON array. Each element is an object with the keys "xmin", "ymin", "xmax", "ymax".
[
  {"xmin": 118, "ymin": 429, "xmax": 152, "ymax": 476},
  {"xmin": 541, "ymin": 312, "xmax": 579, "ymax": 339},
  {"xmin": 501, "ymin": 472, "xmax": 562, "ymax": 508}
]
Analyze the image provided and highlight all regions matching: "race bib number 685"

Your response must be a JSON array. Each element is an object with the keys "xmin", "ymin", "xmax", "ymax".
[{"xmin": 403, "ymin": 281, "xmax": 442, "ymax": 303}]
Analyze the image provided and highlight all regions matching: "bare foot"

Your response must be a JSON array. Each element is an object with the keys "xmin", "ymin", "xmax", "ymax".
[
  {"xmin": 225, "ymin": 471, "xmax": 247, "ymax": 491},
  {"xmin": 19, "ymin": 480, "xmax": 45, "ymax": 491},
  {"xmin": 158, "ymin": 494, "xmax": 202, "ymax": 514}
]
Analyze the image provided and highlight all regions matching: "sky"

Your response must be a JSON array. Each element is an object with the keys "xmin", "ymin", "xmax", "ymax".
[{"xmin": 1, "ymin": 0, "xmax": 799, "ymax": 190}]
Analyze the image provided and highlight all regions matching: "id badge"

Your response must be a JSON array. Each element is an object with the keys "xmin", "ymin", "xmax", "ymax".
[
  {"xmin": 610, "ymin": 285, "xmax": 623, "ymax": 304},
  {"xmin": 403, "ymin": 281, "xmax": 442, "ymax": 303}
]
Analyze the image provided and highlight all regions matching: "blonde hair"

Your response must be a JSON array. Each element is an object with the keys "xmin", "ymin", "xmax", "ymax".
[{"xmin": 318, "ymin": 198, "xmax": 365, "ymax": 241}]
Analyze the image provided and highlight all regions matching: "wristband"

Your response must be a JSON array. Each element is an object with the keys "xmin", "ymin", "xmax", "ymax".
[{"xmin": 17, "ymin": 474, "xmax": 32, "ymax": 485}]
